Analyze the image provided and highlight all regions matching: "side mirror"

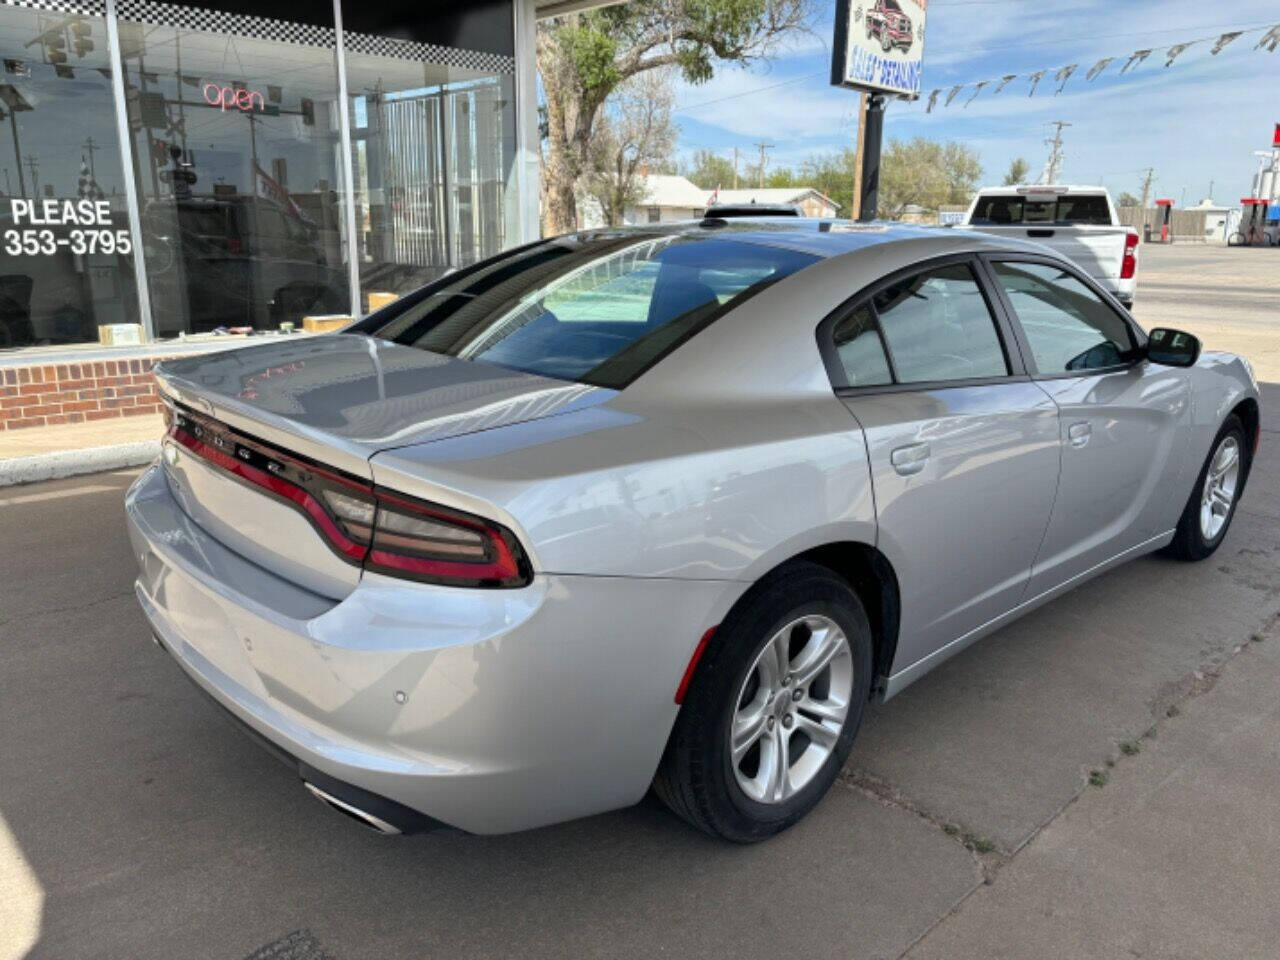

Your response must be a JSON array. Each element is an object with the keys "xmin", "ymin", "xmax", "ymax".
[{"xmin": 1146, "ymin": 327, "xmax": 1201, "ymax": 368}]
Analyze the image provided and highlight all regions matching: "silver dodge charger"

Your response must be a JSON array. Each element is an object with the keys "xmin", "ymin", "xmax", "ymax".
[{"xmin": 126, "ymin": 220, "xmax": 1259, "ymax": 842}]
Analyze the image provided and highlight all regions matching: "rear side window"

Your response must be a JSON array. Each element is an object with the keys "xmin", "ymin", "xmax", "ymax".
[
  {"xmin": 367, "ymin": 234, "xmax": 817, "ymax": 388},
  {"xmin": 970, "ymin": 194, "xmax": 1112, "ymax": 225},
  {"xmin": 991, "ymin": 261, "xmax": 1136, "ymax": 373},
  {"xmin": 872, "ymin": 263, "xmax": 1009, "ymax": 383},
  {"xmin": 832, "ymin": 305, "xmax": 893, "ymax": 386}
]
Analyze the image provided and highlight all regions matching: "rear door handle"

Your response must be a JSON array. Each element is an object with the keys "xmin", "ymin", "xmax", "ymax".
[
  {"xmin": 890, "ymin": 442, "xmax": 930, "ymax": 476},
  {"xmin": 1068, "ymin": 421, "xmax": 1092, "ymax": 448}
]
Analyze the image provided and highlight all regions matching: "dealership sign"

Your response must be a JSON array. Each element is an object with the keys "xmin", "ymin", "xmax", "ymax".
[{"xmin": 830, "ymin": 0, "xmax": 927, "ymax": 99}]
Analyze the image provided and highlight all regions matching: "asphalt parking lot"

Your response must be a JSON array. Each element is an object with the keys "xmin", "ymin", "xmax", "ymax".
[{"xmin": 2, "ymin": 243, "xmax": 1279, "ymax": 960}]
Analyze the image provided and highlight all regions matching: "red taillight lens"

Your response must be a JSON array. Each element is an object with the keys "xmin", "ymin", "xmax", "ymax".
[
  {"xmin": 365, "ymin": 490, "xmax": 527, "ymax": 587},
  {"xmin": 1121, "ymin": 232, "xmax": 1139, "ymax": 280},
  {"xmin": 166, "ymin": 404, "xmax": 530, "ymax": 588}
]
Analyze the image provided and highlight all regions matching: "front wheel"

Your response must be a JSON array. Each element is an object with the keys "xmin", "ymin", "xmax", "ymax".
[
  {"xmin": 1165, "ymin": 416, "xmax": 1248, "ymax": 561},
  {"xmin": 654, "ymin": 562, "xmax": 873, "ymax": 842}
]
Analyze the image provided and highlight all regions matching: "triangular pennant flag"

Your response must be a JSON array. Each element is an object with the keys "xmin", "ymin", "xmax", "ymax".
[
  {"xmin": 993, "ymin": 74, "xmax": 1016, "ymax": 95},
  {"xmin": 1027, "ymin": 70, "xmax": 1045, "ymax": 96},
  {"xmin": 1256, "ymin": 25, "xmax": 1280, "ymax": 53},
  {"xmin": 964, "ymin": 80, "xmax": 989, "ymax": 107},
  {"xmin": 1054, "ymin": 64, "xmax": 1077, "ymax": 94},
  {"xmin": 1164, "ymin": 42, "xmax": 1194, "ymax": 67},
  {"xmin": 1210, "ymin": 32, "xmax": 1242, "ymax": 55},
  {"xmin": 945, "ymin": 84, "xmax": 963, "ymax": 107},
  {"xmin": 926, "ymin": 89, "xmax": 940, "ymax": 113},
  {"xmin": 1120, "ymin": 49, "xmax": 1153, "ymax": 73},
  {"xmin": 1085, "ymin": 57, "xmax": 1113, "ymax": 81}
]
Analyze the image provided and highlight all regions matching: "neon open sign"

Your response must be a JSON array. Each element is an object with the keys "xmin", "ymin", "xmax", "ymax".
[{"xmin": 203, "ymin": 82, "xmax": 265, "ymax": 112}]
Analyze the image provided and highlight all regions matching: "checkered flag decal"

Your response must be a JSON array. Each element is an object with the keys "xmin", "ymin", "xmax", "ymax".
[
  {"xmin": 106, "ymin": 1, "xmax": 514, "ymax": 74},
  {"xmin": 114, "ymin": 0, "xmax": 335, "ymax": 47},
  {"xmin": 344, "ymin": 31, "xmax": 514, "ymax": 74},
  {"xmin": 1, "ymin": 0, "xmax": 107, "ymax": 16}
]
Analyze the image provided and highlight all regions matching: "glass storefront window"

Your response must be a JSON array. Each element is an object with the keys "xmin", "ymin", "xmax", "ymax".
[
  {"xmin": 0, "ymin": 0, "xmax": 523, "ymax": 349},
  {"xmin": 0, "ymin": 3, "xmax": 138, "ymax": 347},
  {"xmin": 117, "ymin": 16, "xmax": 350, "ymax": 336},
  {"xmin": 343, "ymin": 51, "xmax": 517, "ymax": 312}
]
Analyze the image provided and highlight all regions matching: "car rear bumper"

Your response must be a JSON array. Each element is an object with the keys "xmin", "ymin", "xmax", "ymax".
[{"xmin": 126, "ymin": 463, "xmax": 733, "ymax": 834}]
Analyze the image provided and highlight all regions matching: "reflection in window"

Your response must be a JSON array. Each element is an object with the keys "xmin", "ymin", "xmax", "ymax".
[
  {"xmin": 991, "ymin": 261, "xmax": 1134, "ymax": 373},
  {"xmin": 371, "ymin": 233, "xmax": 817, "ymax": 387},
  {"xmin": 873, "ymin": 263, "xmax": 1008, "ymax": 383},
  {"xmin": 832, "ymin": 304, "xmax": 892, "ymax": 386},
  {"xmin": 0, "ymin": 6, "xmax": 137, "ymax": 346},
  {"xmin": 345, "ymin": 54, "xmax": 517, "ymax": 312},
  {"xmin": 119, "ymin": 19, "xmax": 350, "ymax": 336}
]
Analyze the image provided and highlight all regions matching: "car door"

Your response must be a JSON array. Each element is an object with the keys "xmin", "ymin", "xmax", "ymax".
[
  {"xmin": 983, "ymin": 256, "xmax": 1192, "ymax": 598},
  {"xmin": 820, "ymin": 256, "xmax": 1061, "ymax": 673}
]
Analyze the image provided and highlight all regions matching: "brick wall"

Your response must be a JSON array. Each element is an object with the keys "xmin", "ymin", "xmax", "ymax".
[{"xmin": 0, "ymin": 356, "xmax": 177, "ymax": 432}]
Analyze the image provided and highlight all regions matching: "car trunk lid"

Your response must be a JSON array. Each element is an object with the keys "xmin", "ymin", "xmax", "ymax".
[{"xmin": 153, "ymin": 334, "xmax": 612, "ymax": 597}]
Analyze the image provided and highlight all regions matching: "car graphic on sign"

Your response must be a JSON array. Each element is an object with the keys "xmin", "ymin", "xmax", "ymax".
[{"xmin": 864, "ymin": 0, "xmax": 914, "ymax": 53}]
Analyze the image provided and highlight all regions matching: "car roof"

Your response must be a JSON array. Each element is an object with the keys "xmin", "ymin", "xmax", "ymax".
[{"xmin": 567, "ymin": 218, "xmax": 1053, "ymax": 260}]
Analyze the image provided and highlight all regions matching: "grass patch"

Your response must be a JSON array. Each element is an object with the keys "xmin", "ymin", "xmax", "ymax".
[
  {"xmin": 1089, "ymin": 769, "xmax": 1108, "ymax": 788},
  {"xmin": 1120, "ymin": 740, "xmax": 1141, "ymax": 756},
  {"xmin": 944, "ymin": 823, "xmax": 996, "ymax": 854}
]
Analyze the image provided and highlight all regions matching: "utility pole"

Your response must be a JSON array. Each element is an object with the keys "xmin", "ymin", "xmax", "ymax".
[
  {"xmin": 733, "ymin": 146, "xmax": 739, "ymax": 190},
  {"xmin": 1138, "ymin": 167, "xmax": 1155, "ymax": 210},
  {"xmin": 753, "ymin": 140, "xmax": 772, "ymax": 188},
  {"xmin": 851, "ymin": 92, "xmax": 867, "ymax": 220},
  {"xmin": 24, "ymin": 153, "xmax": 38, "ymax": 197},
  {"xmin": 1040, "ymin": 120, "xmax": 1071, "ymax": 184},
  {"xmin": 82, "ymin": 135, "xmax": 99, "ymax": 180}
]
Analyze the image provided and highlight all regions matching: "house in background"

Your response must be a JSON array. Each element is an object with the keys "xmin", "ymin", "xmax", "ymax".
[
  {"xmin": 579, "ymin": 176, "xmax": 841, "ymax": 227},
  {"xmin": 578, "ymin": 175, "xmax": 710, "ymax": 227},
  {"xmin": 710, "ymin": 188, "xmax": 841, "ymax": 218}
]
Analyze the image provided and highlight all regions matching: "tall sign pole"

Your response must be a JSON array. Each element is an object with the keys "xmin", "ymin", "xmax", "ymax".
[
  {"xmin": 851, "ymin": 92, "xmax": 867, "ymax": 220},
  {"xmin": 830, "ymin": 0, "xmax": 927, "ymax": 221}
]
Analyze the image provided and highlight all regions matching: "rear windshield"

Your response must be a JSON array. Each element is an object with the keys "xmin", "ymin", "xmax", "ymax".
[
  {"xmin": 970, "ymin": 194, "xmax": 1112, "ymax": 226},
  {"xmin": 363, "ymin": 233, "xmax": 817, "ymax": 389}
]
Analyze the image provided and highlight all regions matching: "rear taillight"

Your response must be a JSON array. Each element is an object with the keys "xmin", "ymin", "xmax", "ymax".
[
  {"xmin": 1121, "ymin": 232, "xmax": 1139, "ymax": 280},
  {"xmin": 166, "ymin": 404, "xmax": 530, "ymax": 588},
  {"xmin": 365, "ymin": 490, "xmax": 526, "ymax": 586}
]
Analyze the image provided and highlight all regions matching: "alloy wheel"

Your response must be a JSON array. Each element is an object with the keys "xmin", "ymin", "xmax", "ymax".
[
  {"xmin": 1199, "ymin": 435, "xmax": 1241, "ymax": 542},
  {"xmin": 730, "ymin": 615, "xmax": 854, "ymax": 805}
]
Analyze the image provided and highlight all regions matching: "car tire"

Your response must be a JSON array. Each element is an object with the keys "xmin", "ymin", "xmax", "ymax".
[
  {"xmin": 1165, "ymin": 415, "xmax": 1249, "ymax": 561},
  {"xmin": 881, "ymin": 32, "xmax": 892, "ymax": 52},
  {"xmin": 654, "ymin": 562, "xmax": 873, "ymax": 842}
]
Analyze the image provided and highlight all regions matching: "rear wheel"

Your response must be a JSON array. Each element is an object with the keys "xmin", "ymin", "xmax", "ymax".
[
  {"xmin": 1165, "ymin": 416, "xmax": 1247, "ymax": 561},
  {"xmin": 654, "ymin": 563, "xmax": 873, "ymax": 842}
]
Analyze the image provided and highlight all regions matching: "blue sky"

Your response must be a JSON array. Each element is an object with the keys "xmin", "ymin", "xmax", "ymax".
[{"xmin": 670, "ymin": 0, "xmax": 1280, "ymax": 203}]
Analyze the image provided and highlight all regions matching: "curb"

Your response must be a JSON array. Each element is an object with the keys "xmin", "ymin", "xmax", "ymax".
[{"xmin": 0, "ymin": 441, "xmax": 160, "ymax": 487}]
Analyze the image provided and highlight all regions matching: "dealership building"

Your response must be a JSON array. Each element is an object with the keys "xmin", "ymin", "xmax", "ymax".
[{"xmin": 0, "ymin": 0, "xmax": 609, "ymax": 367}]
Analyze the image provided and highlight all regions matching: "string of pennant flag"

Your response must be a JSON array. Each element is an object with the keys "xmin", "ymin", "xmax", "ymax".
[{"xmin": 921, "ymin": 22, "xmax": 1280, "ymax": 112}]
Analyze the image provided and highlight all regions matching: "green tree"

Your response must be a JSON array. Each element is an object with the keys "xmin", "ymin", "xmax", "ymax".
[
  {"xmin": 878, "ymin": 138, "xmax": 981, "ymax": 218},
  {"xmin": 1001, "ymin": 157, "xmax": 1030, "ymax": 186},
  {"xmin": 685, "ymin": 148, "xmax": 737, "ymax": 190},
  {"xmin": 1116, "ymin": 191, "xmax": 1140, "ymax": 208},
  {"xmin": 537, "ymin": 0, "xmax": 811, "ymax": 234}
]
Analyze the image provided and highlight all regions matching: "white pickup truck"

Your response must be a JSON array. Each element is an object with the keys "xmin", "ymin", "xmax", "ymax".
[{"xmin": 959, "ymin": 185, "xmax": 1140, "ymax": 309}]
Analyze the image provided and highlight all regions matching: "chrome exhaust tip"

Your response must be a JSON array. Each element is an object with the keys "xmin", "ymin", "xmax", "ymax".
[{"xmin": 303, "ymin": 781, "xmax": 402, "ymax": 835}]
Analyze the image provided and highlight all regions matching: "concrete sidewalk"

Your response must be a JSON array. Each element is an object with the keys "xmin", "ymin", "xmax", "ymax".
[
  {"xmin": 909, "ymin": 618, "xmax": 1280, "ymax": 959},
  {"xmin": 0, "ymin": 414, "xmax": 163, "ymax": 486}
]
